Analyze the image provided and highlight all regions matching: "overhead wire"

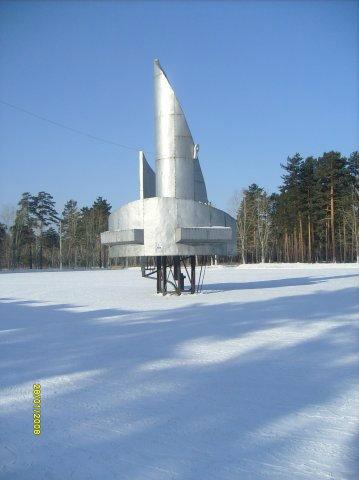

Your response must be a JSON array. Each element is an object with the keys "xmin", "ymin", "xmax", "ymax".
[{"xmin": 0, "ymin": 99, "xmax": 147, "ymax": 152}]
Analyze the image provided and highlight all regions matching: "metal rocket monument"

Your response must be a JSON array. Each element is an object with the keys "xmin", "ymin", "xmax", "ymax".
[{"xmin": 101, "ymin": 60, "xmax": 236, "ymax": 293}]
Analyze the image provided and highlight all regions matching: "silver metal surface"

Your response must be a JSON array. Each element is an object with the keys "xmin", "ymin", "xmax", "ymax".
[
  {"xmin": 154, "ymin": 59, "xmax": 208, "ymax": 202},
  {"xmin": 194, "ymin": 158, "xmax": 208, "ymax": 202},
  {"xmin": 101, "ymin": 229, "xmax": 144, "ymax": 246},
  {"xmin": 139, "ymin": 151, "xmax": 155, "ymax": 199},
  {"xmin": 102, "ymin": 197, "xmax": 236, "ymax": 257},
  {"xmin": 176, "ymin": 227, "xmax": 232, "ymax": 244},
  {"xmin": 101, "ymin": 59, "xmax": 237, "ymax": 258}
]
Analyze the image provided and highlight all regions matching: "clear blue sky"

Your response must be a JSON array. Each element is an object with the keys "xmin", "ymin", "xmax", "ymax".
[{"xmin": 0, "ymin": 1, "xmax": 358, "ymax": 215}]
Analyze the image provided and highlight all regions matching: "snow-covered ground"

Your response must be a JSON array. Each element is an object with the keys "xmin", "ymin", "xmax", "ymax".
[{"xmin": 0, "ymin": 265, "xmax": 358, "ymax": 480}]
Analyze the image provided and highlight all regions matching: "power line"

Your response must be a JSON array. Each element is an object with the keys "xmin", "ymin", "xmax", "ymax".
[{"xmin": 0, "ymin": 99, "xmax": 144, "ymax": 152}]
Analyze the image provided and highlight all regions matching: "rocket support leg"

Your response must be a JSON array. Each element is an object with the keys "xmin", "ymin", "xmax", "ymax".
[
  {"xmin": 161, "ymin": 256, "xmax": 167, "ymax": 295},
  {"xmin": 190, "ymin": 255, "xmax": 196, "ymax": 294},
  {"xmin": 156, "ymin": 256, "xmax": 162, "ymax": 293}
]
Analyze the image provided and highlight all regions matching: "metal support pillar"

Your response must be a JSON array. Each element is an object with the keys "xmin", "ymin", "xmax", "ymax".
[
  {"xmin": 180, "ymin": 273, "xmax": 185, "ymax": 291},
  {"xmin": 173, "ymin": 256, "xmax": 179, "ymax": 280},
  {"xmin": 156, "ymin": 256, "xmax": 162, "ymax": 293},
  {"xmin": 161, "ymin": 255, "xmax": 167, "ymax": 295},
  {"xmin": 140, "ymin": 256, "xmax": 146, "ymax": 277},
  {"xmin": 173, "ymin": 256, "xmax": 181, "ymax": 295},
  {"xmin": 190, "ymin": 255, "xmax": 196, "ymax": 294},
  {"xmin": 153, "ymin": 255, "xmax": 196, "ymax": 295}
]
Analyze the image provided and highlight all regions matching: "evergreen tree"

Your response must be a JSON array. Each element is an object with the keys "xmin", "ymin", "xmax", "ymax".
[
  {"xmin": 237, "ymin": 184, "xmax": 271, "ymax": 263},
  {"xmin": 11, "ymin": 192, "xmax": 36, "ymax": 268},
  {"xmin": 62, "ymin": 200, "xmax": 80, "ymax": 268},
  {"xmin": 299, "ymin": 157, "xmax": 317, "ymax": 262},
  {"xmin": 0, "ymin": 223, "xmax": 6, "ymax": 268},
  {"xmin": 234, "ymin": 190, "xmax": 248, "ymax": 264},
  {"xmin": 346, "ymin": 151, "xmax": 359, "ymax": 261},
  {"xmin": 92, "ymin": 197, "xmax": 111, "ymax": 268},
  {"xmin": 280, "ymin": 154, "xmax": 304, "ymax": 261},
  {"xmin": 43, "ymin": 227, "xmax": 59, "ymax": 268},
  {"xmin": 316, "ymin": 152, "xmax": 347, "ymax": 262},
  {"xmin": 30, "ymin": 192, "xmax": 58, "ymax": 269},
  {"xmin": 234, "ymin": 150, "xmax": 358, "ymax": 264}
]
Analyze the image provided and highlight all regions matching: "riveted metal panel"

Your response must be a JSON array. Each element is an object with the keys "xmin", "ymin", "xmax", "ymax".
[
  {"xmin": 110, "ymin": 200, "xmax": 144, "ymax": 231},
  {"xmin": 107, "ymin": 197, "xmax": 236, "ymax": 257},
  {"xmin": 176, "ymin": 198, "xmax": 210, "ymax": 227},
  {"xmin": 143, "ymin": 197, "xmax": 178, "ymax": 256},
  {"xmin": 209, "ymin": 206, "xmax": 226, "ymax": 226},
  {"xmin": 193, "ymin": 158, "xmax": 208, "ymax": 203},
  {"xmin": 156, "ymin": 157, "xmax": 175, "ymax": 198},
  {"xmin": 101, "ymin": 229, "xmax": 144, "ymax": 245},
  {"xmin": 175, "ymin": 158, "xmax": 194, "ymax": 199},
  {"xmin": 108, "ymin": 244, "xmax": 145, "ymax": 258},
  {"xmin": 176, "ymin": 227, "xmax": 232, "ymax": 244}
]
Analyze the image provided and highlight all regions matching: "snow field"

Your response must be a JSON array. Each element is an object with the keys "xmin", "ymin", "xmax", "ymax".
[{"xmin": 0, "ymin": 265, "xmax": 358, "ymax": 479}]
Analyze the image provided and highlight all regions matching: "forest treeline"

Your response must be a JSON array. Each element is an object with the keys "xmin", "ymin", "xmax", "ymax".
[
  {"xmin": 0, "ymin": 150, "xmax": 358, "ymax": 269},
  {"xmin": 0, "ymin": 193, "xmax": 111, "ymax": 269},
  {"xmin": 232, "ymin": 151, "xmax": 358, "ymax": 263}
]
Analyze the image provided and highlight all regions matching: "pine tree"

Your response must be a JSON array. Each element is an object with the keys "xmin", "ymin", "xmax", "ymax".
[
  {"xmin": 62, "ymin": 200, "xmax": 80, "ymax": 268},
  {"xmin": 231, "ymin": 190, "xmax": 248, "ymax": 264},
  {"xmin": 0, "ymin": 223, "xmax": 6, "ymax": 268},
  {"xmin": 317, "ymin": 152, "xmax": 347, "ymax": 262},
  {"xmin": 280, "ymin": 154, "xmax": 304, "ymax": 261},
  {"xmin": 299, "ymin": 157, "xmax": 317, "ymax": 262},
  {"xmin": 346, "ymin": 151, "xmax": 359, "ymax": 261},
  {"xmin": 241, "ymin": 184, "xmax": 271, "ymax": 263},
  {"xmin": 43, "ymin": 227, "xmax": 59, "ymax": 268},
  {"xmin": 30, "ymin": 192, "xmax": 58, "ymax": 269},
  {"xmin": 92, "ymin": 197, "xmax": 111, "ymax": 268},
  {"xmin": 269, "ymin": 192, "xmax": 287, "ymax": 262},
  {"xmin": 11, "ymin": 192, "xmax": 36, "ymax": 268}
]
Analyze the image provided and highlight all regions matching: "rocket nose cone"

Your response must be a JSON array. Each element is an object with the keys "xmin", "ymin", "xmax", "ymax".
[{"xmin": 154, "ymin": 58, "xmax": 162, "ymax": 74}]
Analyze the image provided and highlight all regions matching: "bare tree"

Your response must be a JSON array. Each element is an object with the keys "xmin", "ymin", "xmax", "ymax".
[
  {"xmin": 0, "ymin": 204, "xmax": 16, "ymax": 268},
  {"xmin": 229, "ymin": 190, "xmax": 248, "ymax": 264},
  {"xmin": 0, "ymin": 204, "xmax": 16, "ymax": 228},
  {"xmin": 255, "ymin": 192, "xmax": 271, "ymax": 263}
]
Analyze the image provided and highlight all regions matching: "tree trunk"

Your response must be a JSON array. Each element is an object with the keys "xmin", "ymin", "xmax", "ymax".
[
  {"xmin": 29, "ymin": 242, "xmax": 33, "ymax": 269},
  {"xmin": 293, "ymin": 227, "xmax": 298, "ymax": 262},
  {"xmin": 241, "ymin": 246, "xmax": 246, "ymax": 264},
  {"xmin": 325, "ymin": 221, "xmax": 328, "ymax": 262},
  {"xmin": 299, "ymin": 216, "xmax": 304, "ymax": 262},
  {"xmin": 39, "ymin": 237, "xmax": 43, "ymax": 269},
  {"xmin": 39, "ymin": 222, "xmax": 43, "ymax": 269},
  {"xmin": 330, "ymin": 182, "xmax": 336, "ymax": 262},
  {"xmin": 307, "ymin": 216, "xmax": 312, "ymax": 262},
  {"xmin": 284, "ymin": 231, "xmax": 289, "ymax": 263},
  {"xmin": 353, "ymin": 203, "xmax": 359, "ymax": 263}
]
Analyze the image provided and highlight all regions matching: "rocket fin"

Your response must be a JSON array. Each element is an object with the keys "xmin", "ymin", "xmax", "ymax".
[{"xmin": 139, "ymin": 151, "xmax": 156, "ymax": 199}]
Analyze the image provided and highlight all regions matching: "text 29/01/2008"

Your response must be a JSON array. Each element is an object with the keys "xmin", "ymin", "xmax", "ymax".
[{"xmin": 33, "ymin": 384, "xmax": 41, "ymax": 435}]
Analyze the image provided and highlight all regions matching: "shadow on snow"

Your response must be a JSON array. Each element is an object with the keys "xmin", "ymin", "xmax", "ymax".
[{"xmin": 0, "ymin": 275, "xmax": 358, "ymax": 479}]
